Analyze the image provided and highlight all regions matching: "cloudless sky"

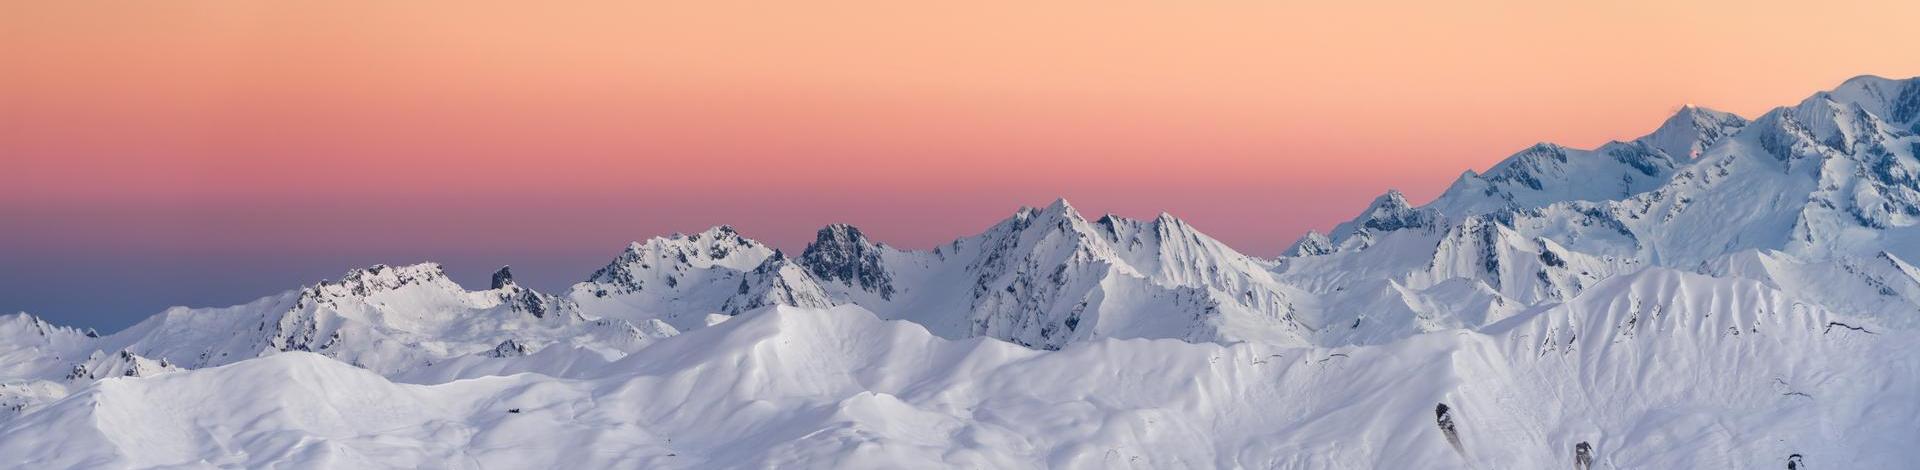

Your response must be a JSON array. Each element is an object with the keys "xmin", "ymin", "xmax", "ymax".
[{"xmin": 6, "ymin": 0, "xmax": 1920, "ymax": 330}]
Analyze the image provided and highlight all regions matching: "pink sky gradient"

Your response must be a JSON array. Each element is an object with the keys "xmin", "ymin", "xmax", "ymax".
[{"xmin": 5, "ymin": 1, "xmax": 1920, "ymax": 327}]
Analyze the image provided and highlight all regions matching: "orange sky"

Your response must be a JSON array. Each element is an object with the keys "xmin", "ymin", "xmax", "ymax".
[{"xmin": 5, "ymin": 1, "xmax": 1920, "ymax": 324}]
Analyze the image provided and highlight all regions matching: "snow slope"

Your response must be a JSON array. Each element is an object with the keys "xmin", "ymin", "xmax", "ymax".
[
  {"xmin": 0, "ymin": 263, "xmax": 673, "ymax": 420},
  {"xmin": 3, "ymin": 270, "xmax": 1909, "ymax": 468}
]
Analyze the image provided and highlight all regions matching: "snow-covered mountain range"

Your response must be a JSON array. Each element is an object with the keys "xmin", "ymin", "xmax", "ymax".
[{"xmin": 5, "ymin": 75, "xmax": 1920, "ymax": 468}]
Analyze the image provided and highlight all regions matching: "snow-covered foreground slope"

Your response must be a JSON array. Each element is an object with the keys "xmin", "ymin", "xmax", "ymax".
[{"xmin": 3, "ymin": 270, "xmax": 1911, "ymax": 469}]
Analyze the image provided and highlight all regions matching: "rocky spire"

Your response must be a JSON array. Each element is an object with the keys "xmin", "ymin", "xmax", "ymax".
[
  {"xmin": 491, "ymin": 266, "xmax": 515, "ymax": 290},
  {"xmin": 799, "ymin": 224, "xmax": 896, "ymax": 300}
]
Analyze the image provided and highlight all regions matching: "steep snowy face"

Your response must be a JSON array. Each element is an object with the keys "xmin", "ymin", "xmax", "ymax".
[
  {"xmin": 705, "ymin": 199, "xmax": 1313, "ymax": 349},
  {"xmin": 1641, "ymin": 105, "xmax": 1750, "ymax": 161},
  {"xmin": 580, "ymin": 225, "xmax": 772, "ymax": 296},
  {"xmin": 1826, "ymin": 74, "xmax": 1920, "ymax": 132},
  {"xmin": 1485, "ymin": 143, "xmax": 1585, "ymax": 192},
  {"xmin": 561, "ymin": 205, "xmax": 1303, "ymax": 349},
  {"xmin": 1499, "ymin": 79, "xmax": 1920, "ymax": 266},
  {"xmin": 1278, "ymin": 209, "xmax": 1640, "ymax": 347},
  {"xmin": 1285, "ymin": 168, "xmax": 1646, "ymax": 342},
  {"xmin": 1765, "ymin": 90, "xmax": 1920, "ymax": 251},
  {"xmin": 1414, "ymin": 216, "xmax": 1627, "ymax": 305},
  {"xmin": 933, "ymin": 200, "xmax": 1309, "ymax": 348},
  {"xmin": 1304, "ymin": 106, "xmax": 1746, "ymax": 252},
  {"xmin": 1423, "ymin": 140, "xmax": 1691, "ymax": 220},
  {"xmin": 947, "ymin": 199, "xmax": 1131, "ymax": 348},
  {"xmin": 1312, "ymin": 190, "xmax": 1447, "ymax": 257},
  {"xmin": 1695, "ymin": 250, "xmax": 1920, "ymax": 329},
  {"xmin": 572, "ymin": 226, "xmax": 836, "ymax": 330},
  {"xmin": 1284, "ymin": 230, "xmax": 1334, "ymax": 257},
  {"xmin": 1328, "ymin": 190, "xmax": 1440, "ymax": 244},
  {"xmin": 1093, "ymin": 212, "xmax": 1284, "ymax": 288},
  {"xmin": 0, "ymin": 315, "xmax": 101, "ymax": 420},
  {"xmin": 1289, "ymin": 77, "xmax": 1920, "ymax": 337},
  {"xmin": 0, "ymin": 313, "xmax": 99, "ymax": 397},
  {"xmin": 723, "ymin": 250, "xmax": 836, "ymax": 315}
]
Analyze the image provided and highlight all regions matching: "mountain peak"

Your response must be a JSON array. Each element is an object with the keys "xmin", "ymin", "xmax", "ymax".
[
  {"xmin": 588, "ymin": 226, "xmax": 776, "ymax": 291},
  {"xmin": 338, "ymin": 263, "xmax": 448, "ymax": 285},
  {"xmin": 299, "ymin": 262, "xmax": 458, "ymax": 306},
  {"xmin": 1769, "ymin": 89, "xmax": 1907, "ymax": 155},
  {"xmin": 1285, "ymin": 230, "xmax": 1334, "ymax": 257},
  {"xmin": 490, "ymin": 266, "xmax": 515, "ymax": 290},
  {"xmin": 1825, "ymin": 74, "xmax": 1919, "ymax": 128},
  {"xmin": 1833, "ymin": 74, "xmax": 1904, "ymax": 96},
  {"xmin": 812, "ymin": 223, "xmax": 869, "ymax": 245},
  {"xmin": 1371, "ymin": 189, "xmax": 1413, "ymax": 211},
  {"xmin": 1639, "ymin": 105, "xmax": 1747, "ymax": 160},
  {"xmin": 631, "ymin": 225, "xmax": 767, "ymax": 259},
  {"xmin": 688, "ymin": 225, "xmax": 747, "ymax": 243},
  {"xmin": 800, "ymin": 223, "xmax": 895, "ymax": 300},
  {"xmin": 1041, "ymin": 197, "xmax": 1079, "ymax": 217},
  {"xmin": 1007, "ymin": 198, "xmax": 1090, "ymax": 231},
  {"xmin": 1330, "ymin": 188, "xmax": 1441, "ymax": 240},
  {"xmin": 1481, "ymin": 143, "xmax": 1570, "ymax": 190},
  {"xmin": 1323, "ymin": 189, "xmax": 1440, "ymax": 245}
]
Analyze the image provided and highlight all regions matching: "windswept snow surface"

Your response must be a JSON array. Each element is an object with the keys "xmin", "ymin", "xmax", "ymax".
[
  {"xmin": 3, "ymin": 275, "xmax": 1913, "ymax": 468},
  {"xmin": 6, "ymin": 76, "xmax": 1920, "ymax": 469}
]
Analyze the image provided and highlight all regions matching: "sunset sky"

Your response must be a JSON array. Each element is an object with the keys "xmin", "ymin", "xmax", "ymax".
[{"xmin": 6, "ymin": 0, "xmax": 1920, "ymax": 329}]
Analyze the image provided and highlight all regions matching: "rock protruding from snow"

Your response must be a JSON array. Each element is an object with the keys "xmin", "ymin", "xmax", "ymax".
[
  {"xmin": 486, "ymin": 339, "xmax": 532, "ymax": 358},
  {"xmin": 1827, "ymin": 74, "xmax": 1920, "ymax": 131},
  {"xmin": 490, "ymin": 266, "xmax": 515, "ymax": 290},
  {"xmin": 47, "ymin": 262, "xmax": 667, "ymax": 382},
  {"xmin": 800, "ymin": 224, "xmax": 896, "ymax": 300},
  {"xmin": 583, "ymin": 225, "xmax": 772, "ymax": 297},
  {"xmin": 722, "ymin": 250, "xmax": 837, "ymax": 315},
  {"xmin": 66, "ymin": 350, "xmax": 176, "ymax": 381},
  {"xmin": 1291, "ymin": 76, "xmax": 1920, "ymax": 342},
  {"xmin": 1284, "ymin": 230, "xmax": 1334, "ymax": 257},
  {"xmin": 573, "ymin": 226, "xmax": 836, "ymax": 331},
  {"xmin": 1347, "ymin": 190, "xmax": 1436, "ymax": 234}
]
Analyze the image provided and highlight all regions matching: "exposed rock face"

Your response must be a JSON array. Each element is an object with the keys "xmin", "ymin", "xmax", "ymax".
[
  {"xmin": 491, "ymin": 266, "xmax": 515, "ymax": 290},
  {"xmin": 1353, "ymin": 190, "xmax": 1438, "ymax": 233},
  {"xmin": 799, "ymin": 224, "xmax": 896, "ymax": 300},
  {"xmin": 66, "ymin": 350, "xmax": 176, "ymax": 381},
  {"xmin": 486, "ymin": 339, "xmax": 531, "ymax": 358},
  {"xmin": 584, "ymin": 225, "xmax": 769, "ymax": 296}
]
